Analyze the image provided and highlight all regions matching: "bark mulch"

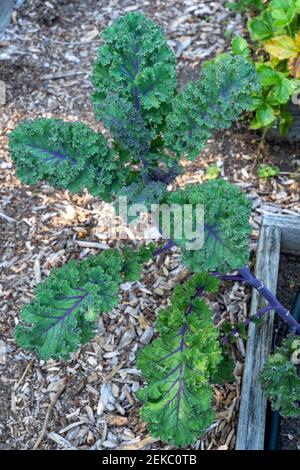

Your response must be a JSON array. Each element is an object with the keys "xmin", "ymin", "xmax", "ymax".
[{"xmin": 0, "ymin": 0, "xmax": 299, "ymax": 450}]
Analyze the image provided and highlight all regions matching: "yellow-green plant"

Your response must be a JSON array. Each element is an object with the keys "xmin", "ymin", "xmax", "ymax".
[{"xmin": 245, "ymin": 0, "xmax": 300, "ymax": 132}]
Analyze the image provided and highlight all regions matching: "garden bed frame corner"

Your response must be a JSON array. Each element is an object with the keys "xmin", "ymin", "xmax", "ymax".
[{"xmin": 236, "ymin": 211, "xmax": 300, "ymax": 450}]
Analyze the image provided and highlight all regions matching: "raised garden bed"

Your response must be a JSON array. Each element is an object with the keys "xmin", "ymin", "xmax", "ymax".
[{"xmin": 236, "ymin": 212, "xmax": 300, "ymax": 450}]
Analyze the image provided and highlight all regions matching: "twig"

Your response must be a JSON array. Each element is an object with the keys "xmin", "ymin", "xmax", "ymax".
[
  {"xmin": 40, "ymin": 71, "xmax": 87, "ymax": 80},
  {"xmin": 15, "ymin": 359, "xmax": 34, "ymax": 391},
  {"xmin": 106, "ymin": 360, "xmax": 125, "ymax": 380},
  {"xmin": 75, "ymin": 240, "xmax": 109, "ymax": 249},
  {"xmin": 250, "ymin": 128, "xmax": 267, "ymax": 174},
  {"xmin": 0, "ymin": 211, "xmax": 16, "ymax": 223},
  {"xmin": 33, "ymin": 378, "xmax": 67, "ymax": 450}
]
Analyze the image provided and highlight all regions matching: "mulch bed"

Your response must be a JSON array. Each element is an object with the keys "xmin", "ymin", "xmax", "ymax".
[{"xmin": 0, "ymin": 0, "xmax": 299, "ymax": 450}]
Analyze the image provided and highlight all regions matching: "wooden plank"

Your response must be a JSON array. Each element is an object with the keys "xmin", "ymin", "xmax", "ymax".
[
  {"xmin": 0, "ymin": 0, "xmax": 14, "ymax": 33},
  {"xmin": 262, "ymin": 212, "xmax": 300, "ymax": 255},
  {"xmin": 236, "ymin": 225, "xmax": 281, "ymax": 450}
]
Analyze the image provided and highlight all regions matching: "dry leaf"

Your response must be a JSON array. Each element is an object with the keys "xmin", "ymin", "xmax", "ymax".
[{"xmin": 106, "ymin": 414, "xmax": 128, "ymax": 426}]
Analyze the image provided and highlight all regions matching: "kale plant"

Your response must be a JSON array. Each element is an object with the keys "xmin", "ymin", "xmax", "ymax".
[
  {"xmin": 8, "ymin": 12, "xmax": 300, "ymax": 447},
  {"xmin": 261, "ymin": 337, "xmax": 300, "ymax": 417}
]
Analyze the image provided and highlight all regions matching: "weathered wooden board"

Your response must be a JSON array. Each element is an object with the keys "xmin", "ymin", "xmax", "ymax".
[
  {"xmin": 262, "ymin": 212, "xmax": 300, "ymax": 255},
  {"xmin": 236, "ymin": 224, "xmax": 281, "ymax": 450},
  {"xmin": 0, "ymin": 0, "xmax": 15, "ymax": 33}
]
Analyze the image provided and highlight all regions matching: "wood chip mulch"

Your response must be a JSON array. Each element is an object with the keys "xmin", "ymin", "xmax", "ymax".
[{"xmin": 0, "ymin": 0, "xmax": 299, "ymax": 450}]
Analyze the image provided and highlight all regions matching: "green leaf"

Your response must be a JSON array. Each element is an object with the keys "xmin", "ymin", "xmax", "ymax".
[
  {"xmin": 205, "ymin": 163, "xmax": 221, "ymax": 180},
  {"xmin": 137, "ymin": 274, "xmax": 223, "ymax": 447},
  {"xmin": 270, "ymin": 0, "xmax": 296, "ymax": 28},
  {"xmin": 211, "ymin": 353, "xmax": 235, "ymax": 385},
  {"xmin": 92, "ymin": 12, "xmax": 177, "ymax": 131},
  {"xmin": 9, "ymin": 118, "xmax": 123, "ymax": 201},
  {"xmin": 255, "ymin": 103, "xmax": 276, "ymax": 127},
  {"xmin": 15, "ymin": 251, "xmax": 123, "ymax": 360},
  {"xmin": 270, "ymin": 77, "xmax": 293, "ymax": 104},
  {"xmin": 232, "ymin": 36, "xmax": 250, "ymax": 57},
  {"xmin": 248, "ymin": 11, "xmax": 274, "ymax": 41},
  {"xmin": 270, "ymin": 0, "xmax": 293, "ymax": 8},
  {"xmin": 249, "ymin": 95, "xmax": 265, "ymax": 111},
  {"xmin": 296, "ymin": 0, "xmax": 300, "ymax": 13},
  {"xmin": 166, "ymin": 180, "xmax": 252, "ymax": 273},
  {"xmin": 122, "ymin": 245, "xmax": 155, "ymax": 282},
  {"xmin": 258, "ymin": 163, "xmax": 280, "ymax": 179},
  {"xmin": 257, "ymin": 64, "xmax": 281, "ymax": 87},
  {"xmin": 95, "ymin": 94, "xmax": 152, "ymax": 161},
  {"xmin": 164, "ymin": 54, "xmax": 261, "ymax": 160},
  {"xmin": 279, "ymin": 110, "xmax": 293, "ymax": 134},
  {"xmin": 115, "ymin": 180, "xmax": 167, "ymax": 224},
  {"xmin": 261, "ymin": 337, "xmax": 300, "ymax": 418}
]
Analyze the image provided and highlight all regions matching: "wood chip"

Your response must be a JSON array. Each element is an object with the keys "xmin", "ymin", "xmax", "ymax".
[{"xmin": 47, "ymin": 432, "xmax": 78, "ymax": 450}]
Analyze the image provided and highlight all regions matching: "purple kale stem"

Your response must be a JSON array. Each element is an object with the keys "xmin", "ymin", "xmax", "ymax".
[
  {"xmin": 222, "ymin": 303, "xmax": 275, "ymax": 344},
  {"xmin": 33, "ymin": 290, "xmax": 90, "ymax": 340},
  {"xmin": 62, "ymin": 295, "xmax": 84, "ymax": 301},
  {"xmin": 238, "ymin": 265, "xmax": 300, "ymax": 334},
  {"xmin": 162, "ymin": 365, "xmax": 180, "ymax": 380},
  {"xmin": 157, "ymin": 346, "xmax": 180, "ymax": 363},
  {"xmin": 28, "ymin": 145, "xmax": 77, "ymax": 166},
  {"xmin": 254, "ymin": 305, "xmax": 273, "ymax": 318},
  {"xmin": 161, "ymin": 377, "xmax": 180, "ymax": 401},
  {"xmin": 160, "ymin": 284, "xmax": 205, "ymax": 420},
  {"xmin": 154, "ymin": 240, "xmax": 175, "ymax": 256},
  {"xmin": 179, "ymin": 324, "xmax": 188, "ymax": 351},
  {"xmin": 210, "ymin": 271, "xmax": 245, "ymax": 282},
  {"xmin": 154, "ymin": 238, "xmax": 297, "ymax": 333},
  {"xmin": 175, "ymin": 367, "xmax": 184, "ymax": 426}
]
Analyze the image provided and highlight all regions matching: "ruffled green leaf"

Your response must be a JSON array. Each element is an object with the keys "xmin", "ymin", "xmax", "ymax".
[
  {"xmin": 211, "ymin": 353, "xmax": 235, "ymax": 385},
  {"xmin": 248, "ymin": 10, "xmax": 275, "ymax": 41},
  {"xmin": 137, "ymin": 274, "xmax": 223, "ymax": 447},
  {"xmin": 94, "ymin": 94, "xmax": 152, "ymax": 161},
  {"xmin": 232, "ymin": 36, "xmax": 250, "ymax": 58},
  {"xmin": 261, "ymin": 337, "xmax": 300, "ymax": 418},
  {"xmin": 92, "ymin": 12, "xmax": 177, "ymax": 131},
  {"xmin": 116, "ymin": 180, "xmax": 166, "ymax": 209},
  {"xmin": 121, "ymin": 244, "xmax": 155, "ymax": 282},
  {"xmin": 9, "ymin": 118, "xmax": 124, "ymax": 201},
  {"xmin": 15, "ymin": 251, "xmax": 123, "ymax": 360},
  {"xmin": 164, "ymin": 54, "xmax": 261, "ymax": 160},
  {"xmin": 166, "ymin": 179, "xmax": 252, "ymax": 273}
]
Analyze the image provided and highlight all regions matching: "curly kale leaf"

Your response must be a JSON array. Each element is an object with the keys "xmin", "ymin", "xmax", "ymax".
[
  {"xmin": 210, "ymin": 352, "xmax": 235, "ymax": 385},
  {"xmin": 137, "ymin": 274, "xmax": 223, "ymax": 447},
  {"xmin": 116, "ymin": 180, "xmax": 166, "ymax": 207},
  {"xmin": 95, "ymin": 94, "xmax": 152, "ymax": 161},
  {"xmin": 166, "ymin": 179, "xmax": 252, "ymax": 273},
  {"xmin": 122, "ymin": 244, "xmax": 155, "ymax": 282},
  {"xmin": 92, "ymin": 12, "xmax": 177, "ymax": 131},
  {"xmin": 165, "ymin": 54, "xmax": 261, "ymax": 160},
  {"xmin": 261, "ymin": 337, "xmax": 300, "ymax": 418},
  {"xmin": 9, "ymin": 118, "xmax": 125, "ymax": 201},
  {"xmin": 15, "ymin": 251, "xmax": 123, "ymax": 360}
]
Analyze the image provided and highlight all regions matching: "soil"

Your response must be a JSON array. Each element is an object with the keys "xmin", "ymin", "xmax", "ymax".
[{"xmin": 273, "ymin": 254, "xmax": 300, "ymax": 451}]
